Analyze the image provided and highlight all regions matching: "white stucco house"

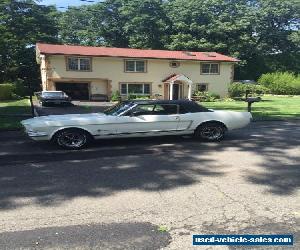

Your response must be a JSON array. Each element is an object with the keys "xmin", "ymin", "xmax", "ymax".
[{"xmin": 36, "ymin": 43, "xmax": 239, "ymax": 101}]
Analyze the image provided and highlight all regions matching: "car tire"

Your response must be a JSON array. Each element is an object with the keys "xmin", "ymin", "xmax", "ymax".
[
  {"xmin": 194, "ymin": 122, "xmax": 226, "ymax": 142},
  {"xmin": 53, "ymin": 128, "xmax": 92, "ymax": 150}
]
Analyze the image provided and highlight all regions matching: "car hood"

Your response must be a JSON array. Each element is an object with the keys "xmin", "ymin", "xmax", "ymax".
[{"xmin": 21, "ymin": 113, "xmax": 107, "ymax": 127}]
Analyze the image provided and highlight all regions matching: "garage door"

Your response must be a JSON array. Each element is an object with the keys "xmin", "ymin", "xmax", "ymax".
[{"xmin": 55, "ymin": 82, "xmax": 89, "ymax": 100}]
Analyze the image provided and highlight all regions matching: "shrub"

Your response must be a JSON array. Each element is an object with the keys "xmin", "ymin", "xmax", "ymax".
[
  {"xmin": 14, "ymin": 79, "xmax": 28, "ymax": 97},
  {"xmin": 193, "ymin": 91, "xmax": 220, "ymax": 101},
  {"xmin": 258, "ymin": 72, "xmax": 300, "ymax": 95},
  {"xmin": 0, "ymin": 83, "xmax": 16, "ymax": 100},
  {"xmin": 128, "ymin": 94, "xmax": 150, "ymax": 100},
  {"xmin": 110, "ymin": 91, "xmax": 121, "ymax": 102},
  {"xmin": 228, "ymin": 83, "xmax": 269, "ymax": 97}
]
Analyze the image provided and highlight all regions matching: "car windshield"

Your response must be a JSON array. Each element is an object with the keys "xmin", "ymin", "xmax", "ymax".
[
  {"xmin": 104, "ymin": 102, "xmax": 134, "ymax": 116},
  {"xmin": 42, "ymin": 92, "xmax": 64, "ymax": 97}
]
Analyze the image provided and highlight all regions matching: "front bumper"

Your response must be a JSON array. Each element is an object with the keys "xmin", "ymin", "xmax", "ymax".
[
  {"xmin": 22, "ymin": 125, "xmax": 49, "ymax": 140},
  {"xmin": 41, "ymin": 99, "xmax": 71, "ymax": 104}
]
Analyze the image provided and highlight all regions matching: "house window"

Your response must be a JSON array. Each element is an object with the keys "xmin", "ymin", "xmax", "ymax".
[
  {"xmin": 120, "ymin": 83, "xmax": 151, "ymax": 95},
  {"xmin": 125, "ymin": 60, "xmax": 146, "ymax": 72},
  {"xmin": 67, "ymin": 57, "xmax": 91, "ymax": 71},
  {"xmin": 169, "ymin": 61, "xmax": 180, "ymax": 68},
  {"xmin": 201, "ymin": 63, "xmax": 219, "ymax": 74},
  {"xmin": 197, "ymin": 83, "xmax": 208, "ymax": 92}
]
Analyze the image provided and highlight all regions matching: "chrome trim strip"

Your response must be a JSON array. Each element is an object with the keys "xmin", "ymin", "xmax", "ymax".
[
  {"xmin": 27, "ymin": 131, "xmax": 48, "ymax": 137},
  {"xmin": 94, "ymin": 128, "xmax": 191, "ymax": 136}
]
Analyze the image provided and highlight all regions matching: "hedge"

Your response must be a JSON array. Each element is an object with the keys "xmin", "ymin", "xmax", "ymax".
[
  {"xmin": 0, "ymin": 83, "xmax": 16, "ymax": 100},
  {"xmin": 228, "ymin": 83, "xmax": 269, "ymax": 97},
  {"xmin": 258, "ymin": 72, "xmax": 300, "ymax": 95},
  {"xmin": 193, "ymin": 91, "xmax": 220, "ymax": 101}
]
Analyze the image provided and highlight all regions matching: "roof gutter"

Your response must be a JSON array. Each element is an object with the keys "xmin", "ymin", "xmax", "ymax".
[{"xmin": 39, "ymin": 53, "xmax": 240, "ymax": 63}]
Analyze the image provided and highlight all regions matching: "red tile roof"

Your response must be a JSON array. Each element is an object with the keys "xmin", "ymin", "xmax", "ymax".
[{"xmin": 36, "ymin": 43, "xmax": 239, "ymax": 62}]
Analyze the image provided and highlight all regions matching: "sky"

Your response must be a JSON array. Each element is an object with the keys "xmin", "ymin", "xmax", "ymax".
[{"xmin": 39, "ymin": 0, "xmax": 99, "ymax": 9}]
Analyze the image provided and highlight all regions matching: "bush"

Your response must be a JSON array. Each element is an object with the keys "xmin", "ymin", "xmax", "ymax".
[
  {"xmin": 128, "ymin": 94, "xmax": 150, "ymax": 100},
  {"xmin": 14, "ymin": 79, "xmax": 28, "ymax": 97},
  {"xmin": 0, "ymin": 83, "xmax": 16, "ymax": 100},
  {"xmin": 110, "ymin": 91, "xmax": 121, "ymax": 102},
  {"xmin": 258, "ymin": 72, "xmax": 300, "ymax": 95},
  {"xmin": 193, "ymin": 91, "xmax": 220, "ymax": 101},
  {"xmin": 228, "ymin": 83, "xmax": 269, "ymax": 97}
]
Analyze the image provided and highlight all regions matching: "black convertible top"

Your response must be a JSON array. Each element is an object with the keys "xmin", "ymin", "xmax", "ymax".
[{"xmin": 124, "ymin": 99, "xmax": 209, "ymax": 113}]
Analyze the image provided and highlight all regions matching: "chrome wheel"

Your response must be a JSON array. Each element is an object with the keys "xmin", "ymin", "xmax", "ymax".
[
  {"xmin": 56, "ymin": 129, "xmax": 89, "ymax": 149},
  {"xmin": 200, "ymin": 126, "xmax": 223, "ymax": 140},
  {"xmin": 195, "ymin": 123, "xmax": 225, "ymax": 141}
]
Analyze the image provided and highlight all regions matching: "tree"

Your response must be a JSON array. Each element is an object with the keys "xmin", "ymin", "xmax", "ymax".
[
  {"xmin": 58, "ymin": 5, "xmax": 105, "ymax": 46},
  {"xmin": 58, "ymin": 1, "xmax": 129, "ymax": 47},
  {"xmin": 120, "ymin": 0, "xmax": 171, "ymax": 49},
  {"xmin": 58, "ymin": 0, "xmax": 170, "ymax": 49},
  {"xmin": 236, "ymin": 0, "xmax": 300, "ymax": 79},
  {"xmin": 0, "ymin": 0, "xmax": 58, "ymax": 89},
  {"xmin": 165, "ymin": 0, "xmax": 300, "ymax": 79},
  {"xmin": 1, "ymin": 0, "xmax": 299, "ymax": 84}
]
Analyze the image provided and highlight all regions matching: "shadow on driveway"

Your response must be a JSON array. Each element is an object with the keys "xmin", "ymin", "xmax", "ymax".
[
  {"xmin": 0, "ymin": 222, "xmax": 171, "ymax": 250},
  {"xmin": 0, "ymin": 121, "xmax": 299, "ymax": 210}
]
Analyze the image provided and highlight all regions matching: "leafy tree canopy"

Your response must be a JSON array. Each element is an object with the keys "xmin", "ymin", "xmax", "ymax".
[
  {"xmin": 0, "ymin": 0, "xmax": 299, "ymax": 87},
  {"xmin": 0, "ymin": 0, "xmax": 58, "ymax": 89}
]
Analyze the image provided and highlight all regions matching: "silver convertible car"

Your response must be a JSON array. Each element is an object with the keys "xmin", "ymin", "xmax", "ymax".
[{"xmin": 21, "ymin": 100, "xmax": 252, "ymax": 149}]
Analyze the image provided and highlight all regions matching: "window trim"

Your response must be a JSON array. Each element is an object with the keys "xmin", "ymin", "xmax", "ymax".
[
  {"xmin": 196, "ymin": 83, "xmax": 209, "ymax": 92},
  {"xmin": 154, "ymin": 104, "xmax": 179, "ymax": 115},
  {"xmin": 65, "ymin": 56, "xmax": 92, "ymax": 72},
  {"xmin": 124, "ymin": 59, "xmax": 147, "ymax": 73},
  {"xmin": 119, "ymin": 82, "xmax": 152, "ymax": 96},
  {"xmin": 200, "ymin": 63, "xmax": 220, "ymax": 75},
  {"xmin": 132, "ymin": 104, "xmax": 179, "ymax": 116}
]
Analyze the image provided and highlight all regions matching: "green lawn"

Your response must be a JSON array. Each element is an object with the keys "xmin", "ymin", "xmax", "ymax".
[
  {"xmin": 0, "ymin": 98, "xmax": 32, "ymax": 130},
  {"xmin": 202, "ymin": 95, "xmax": 300, "ymax": 120}
]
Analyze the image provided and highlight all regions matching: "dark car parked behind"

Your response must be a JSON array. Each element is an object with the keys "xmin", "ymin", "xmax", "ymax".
[{"xmin": 36, "ymin": 91, "xmax": 72, "ymax": 106}]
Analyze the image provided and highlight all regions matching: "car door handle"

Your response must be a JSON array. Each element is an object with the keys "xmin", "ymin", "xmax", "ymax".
[{"xmin": 174, "ymin": 116, "xmax": 180, "ymax": 120}]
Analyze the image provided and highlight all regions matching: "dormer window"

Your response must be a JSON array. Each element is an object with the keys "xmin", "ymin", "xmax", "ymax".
[
  {"xmin": 67, "ymin": 57, "xmax": 91, "ymax": 71},
  {"xmin": 125, "ymin": 60, "xmax": 147, "ymax": 72},
  {"xmin": 169, "ymin": 61, "xmax": 180, "ymax": 68}
]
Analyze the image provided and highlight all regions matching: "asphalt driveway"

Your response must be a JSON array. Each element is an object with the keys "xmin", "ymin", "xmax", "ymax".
[{"xmin": 0, "ymin": 121, "xmax": 299, "ymax": 249}]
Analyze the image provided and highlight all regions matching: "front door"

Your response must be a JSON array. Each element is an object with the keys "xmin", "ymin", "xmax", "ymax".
[
  {"xmin": 164, "ymin": 82, "xmax": 184, "ymax": 100},
  {"xmin": 173, "ymin": 84, "xmax": 179, "ymax": 100}
]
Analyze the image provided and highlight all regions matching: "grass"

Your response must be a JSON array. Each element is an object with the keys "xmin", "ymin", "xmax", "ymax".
[
  {"xmin": 202, "ymin": 95, "xmax": 300, "ymax": 120},
  {"xmin": 0, "ymin": 116, "xmax": 25, "ymax": 130},
  {"xmin": 0, "ymin": 98, "xmax": 31, "ymax": 115},
  {"xmin": 158, "ymin": 225, "xmax": 168, "ymax": 232},
  {"xmin": 0, "ymin": 98, "xmax": 32, "ymax": 130}
]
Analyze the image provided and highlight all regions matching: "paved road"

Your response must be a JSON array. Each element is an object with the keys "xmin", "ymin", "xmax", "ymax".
[
  {"xmin": 0, "ymin": 121, "xmax": 299, "ymax": 249},
  {"xmin": 0, "ymin": 222, "xmax": 170, "ymax": 250}
]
